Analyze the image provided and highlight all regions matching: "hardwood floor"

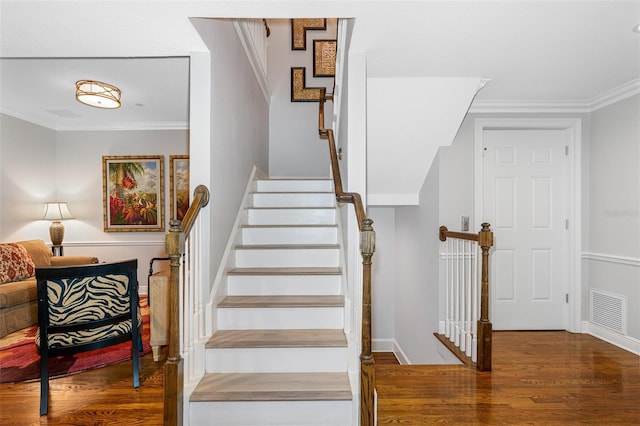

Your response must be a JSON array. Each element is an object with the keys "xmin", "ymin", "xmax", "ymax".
[
  {"xmin": 1, "ymin": 331, "xmax": 638, "ymax": 425},
  {"xmin": 376, "ymin": 331, "xmax": 640, "ymax": 425},
  {"xmin": 0, "ymin": 351, "xmax": 165, "ymax": 425}
]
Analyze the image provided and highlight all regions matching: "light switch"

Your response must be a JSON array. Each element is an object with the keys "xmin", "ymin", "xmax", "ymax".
[{"xmin": 461, "ymin": 216, "xmax": 469, "ymax": 231}]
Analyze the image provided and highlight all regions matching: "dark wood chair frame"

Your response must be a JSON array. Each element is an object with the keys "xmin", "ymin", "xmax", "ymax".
[{"xmin": 36, "ymin": 259, "xmax": 143, "ymax": 415}]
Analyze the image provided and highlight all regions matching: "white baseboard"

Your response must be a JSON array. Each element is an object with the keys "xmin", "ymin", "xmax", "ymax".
[
  {"xmin": 372, "ymin": 338, "xmax": 395, "ymax": 352},
  {"xmin": 372, "ymin": 338, "xmax": 410, "ymax": 365},
  {"xmin": 582, "ymin": 321, "xmax": 640, "ymax": 356}
]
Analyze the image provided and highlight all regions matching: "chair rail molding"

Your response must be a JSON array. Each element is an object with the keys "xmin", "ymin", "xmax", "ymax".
[{"xmin": 582, "ymin": 252, "xmax": 640, "ymax": 267}]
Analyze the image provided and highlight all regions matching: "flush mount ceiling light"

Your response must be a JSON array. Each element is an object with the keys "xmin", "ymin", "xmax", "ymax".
[
  {"xmin": 633, "ymin": 24, "xmax": 640, "ymax": 33},
  {"xmin": 75, "ymin": 80, "xmax": 121, "ymax": 109}
]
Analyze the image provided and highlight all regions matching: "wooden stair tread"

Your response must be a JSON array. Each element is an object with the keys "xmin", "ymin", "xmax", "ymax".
[
  {"xmin": 235, "ymin": 244, "xmax": 339, "ymax": 250},
  {"xmin": 228, "ymin": 267, "xmax": 341, "ymax": 275},
  {"xmin": 218, "ymin": 295, "xmax": 344, "ymax": 308},
  {"xmin": 252, "ymin": 191, "xmax": 334, "ymax": 194},
  {"xmin": 190, "ymin": 372, "xmax": 352, "ymax": 402},
  {"xmin": 246, "ymin": 206, "xmax": 335, "ymax": 210},
  {"xmin": 240, "ymin": 224, "xmax": 337, "ymax": 228},
  {"xmin": 206, "ymin": 329, "xmax": 347, "ymax": 348}
]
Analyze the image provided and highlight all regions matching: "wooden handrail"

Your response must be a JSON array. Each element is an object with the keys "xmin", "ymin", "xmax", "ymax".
[
  {"xmin": 179, "ymin": 185, "xmax": 211, "ymax": 235},
  {"xmin": 164, "ymin": 184, "xmax": 210, "ymax": 426},
  {"xmin": 318, "ymin": 91, "xmax": 375, "ymax": 425},
  {"xmin": 319, "ymin": 91, "xmax": 367, "ymax": 229},
  {"xmin": 438, "ymin": 223, "xmax": 493, "ymax": 371}
]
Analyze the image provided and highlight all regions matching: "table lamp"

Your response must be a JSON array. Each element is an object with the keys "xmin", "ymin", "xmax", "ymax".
[{"xmin": 42, "ymin": 202, "xmax": 75, "ymax": 246}]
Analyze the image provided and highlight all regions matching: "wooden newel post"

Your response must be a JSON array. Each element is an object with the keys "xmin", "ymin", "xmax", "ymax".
[
  {"xmin": 360, "ymin": 218, "xmax": 375, "ymax": 426},
  {"xmin": 477, "ymin": 222, "xmax": 494, "ymax": 372},
  {"xmin": 164, "ymin": 220, "xmax": 185, "ymax": 426}
]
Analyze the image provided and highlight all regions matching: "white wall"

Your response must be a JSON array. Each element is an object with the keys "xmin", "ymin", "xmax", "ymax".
[
  {"xmin": 392, "ymin": 158, "xmax": 460, "ymax": 364},
  {"xmin": 439, "ymin": 111, "xmax": 590, "ymax": 232},
  {"xmin": 437, "ymin": 99, "xmax": 639, "ymax": 351},
  {"xmin": 369, "ymin": 207, "xmax": 395, "ymax": 349},
  {"xmin": 0, "ymin": 114, "xmax": 57, "ymax": 240},
  {"xmin": 0, "ymin": 113, "xmax": 188, "ymax": 292},
  {"xmin": 192, "ymin": 19, "xmax": 270, "ymax": 289},
  {"xmin": 267, "ymin": 19, "xmax": 335, "ymax": 178},
  {"xmin": 585, "ymin": 94, "xmax": 640, "ymax": 345},
  {"xmin": 57, "ymin": 129, "xmax": 188, "ymax": 288},
  {"xmin": 367, "ymin": 77, "xmax": 482, "ymax": 205}
]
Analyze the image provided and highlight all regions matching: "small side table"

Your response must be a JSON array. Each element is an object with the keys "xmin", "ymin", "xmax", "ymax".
[
  {"xmin": 51, "ymin": 245, "xmax": 64, "ymax": 256},
  {"xmin": 149, "ymin": 271, "xmax": 169, "ymax": 362}
]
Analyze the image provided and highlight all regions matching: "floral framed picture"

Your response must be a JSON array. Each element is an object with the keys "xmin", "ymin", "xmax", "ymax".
[
  {"xmin": 103, "ymin": 155, "xmax": 164, "ymax": 232},
  {"xmin": 169, "ymin": 155, "xmax": 189, "ymax": 222}
]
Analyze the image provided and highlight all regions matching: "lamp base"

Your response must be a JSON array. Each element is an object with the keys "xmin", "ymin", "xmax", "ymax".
[{"xmin": 49, "ymin": 221, "xmax": 65, "ymax": 247}]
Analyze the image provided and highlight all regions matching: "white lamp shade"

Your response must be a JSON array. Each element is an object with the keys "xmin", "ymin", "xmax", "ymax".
[{"xmin": 42, "ymin": 202, "xmax": 75, "ymax": 221}]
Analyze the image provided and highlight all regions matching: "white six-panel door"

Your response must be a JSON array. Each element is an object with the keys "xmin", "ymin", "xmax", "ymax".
[{"xmin": 482, "ymin": 129, "xmax": 569, "ymax": 330}]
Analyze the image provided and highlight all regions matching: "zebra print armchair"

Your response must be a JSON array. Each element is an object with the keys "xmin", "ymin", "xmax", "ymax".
[{"xmin": 35, "ymin": 259, "xmax": 142, "ymax": 415}]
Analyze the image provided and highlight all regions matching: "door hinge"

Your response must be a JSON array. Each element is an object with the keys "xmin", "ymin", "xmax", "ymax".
[
  {"xmin": 566, "ymin": 293, "xmax": 569, "ymax": 303},
  {"xmin": 565, "ymin": 146, "xmax": 569, "ymax": 156},
  {"xmin": 565, "ymin": 219, "xmax": 569, "ymax": 229}
]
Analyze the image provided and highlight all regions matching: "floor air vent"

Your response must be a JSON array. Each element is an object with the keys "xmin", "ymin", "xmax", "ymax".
[{"xmin": 590, "ymin": 289, "xmax": 626, "ymax": 335}]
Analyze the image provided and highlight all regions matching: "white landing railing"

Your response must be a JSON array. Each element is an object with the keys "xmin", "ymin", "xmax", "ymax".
[{"xmin": 437, "ymin": 224, "xmax": 494, "ymax": 371}]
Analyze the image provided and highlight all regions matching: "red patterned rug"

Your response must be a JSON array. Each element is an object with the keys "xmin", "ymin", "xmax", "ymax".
[{"xmin": 0, "ymin": 300, "xmax": 151, "ymax": 384}]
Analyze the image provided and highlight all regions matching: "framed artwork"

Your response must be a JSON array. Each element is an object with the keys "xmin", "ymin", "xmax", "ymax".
[
  {"xmin": 102, "ymin": 155, "xmax": 164, "ymax": 232},
  {"xmin": 169, "ymin": 155, "xmax": 190, "ymax": 222},
  {"xmin": 291, "ymin": 67, "xmax": 325, "ymax": 102},
  {"xmin": 313, "ymin": 40, "xmax": 336, "ymax": 77},
  {"xmin": 291, "ymin": 18, "xmax": 326, "ymax": 50}
]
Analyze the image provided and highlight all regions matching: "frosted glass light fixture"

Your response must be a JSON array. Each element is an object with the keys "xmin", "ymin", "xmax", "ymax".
[
  {"xmin": 42, "ymin": 202, "xmax": 75, "ymax": 247},
  {"xmin": 75, "ymin": 80, "xmax": 121, "ymax": 109}
]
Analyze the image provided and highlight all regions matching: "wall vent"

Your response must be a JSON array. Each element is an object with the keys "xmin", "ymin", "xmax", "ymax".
[{"xmin": 590, "ymin": 289, "xmax": 626, "ymax": 335}]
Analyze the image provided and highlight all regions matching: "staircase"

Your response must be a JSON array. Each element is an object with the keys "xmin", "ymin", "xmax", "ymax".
[{"xmin": 190, "ymin": 178, "xmax": 353, "ymax": 426}]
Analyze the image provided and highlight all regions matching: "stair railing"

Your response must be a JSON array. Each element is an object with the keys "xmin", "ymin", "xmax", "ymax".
[
  {"xmin": 437, "ymin": 223, "xmax": 493, "ymax": 371},
  {"xmin": 318, "ymin": 90, "xmax": 376, "ymax": 426},
  {"xmin": 164, "ymin": 184, "xmax": 210, "ymax": 426}
]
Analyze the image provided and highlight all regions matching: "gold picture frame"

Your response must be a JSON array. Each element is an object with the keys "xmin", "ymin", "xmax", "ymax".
[
  {"xmin": 291, "ymin": 18, "xmax": 326, "ymax": 50},
  {"xmin": 291, "ymin": 67, "xmax": 325, "ymax": 102},
  {"xmin": 102, "ymin": 155, "xmax": 164, "ymax": 232},
  {"xmin": 313, "ymin": 39, "xmax": 336, "ymax": 77},
  {"xmin": 169, "ymin": 155, "xmax": 189, "ymax": 222}
]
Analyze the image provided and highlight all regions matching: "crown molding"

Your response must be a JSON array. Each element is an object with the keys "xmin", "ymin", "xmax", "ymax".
[
  {"xmin": 55, "ymin": 121, "xmax": 189, "ymax": 131},
  {"xmin": 589, "ymin": 79, "xmax": 640, "ymax": 111},
  {"xmin": 469, "ymin": 99, "xmax": 590, "ymax": 114},
  {"xmin": 1, "ymin": 110, "xmax": 188, "ymax": 131},
  {"xmin": 470, "ymin": 79, "xmax": 640, "ymax": 114}
]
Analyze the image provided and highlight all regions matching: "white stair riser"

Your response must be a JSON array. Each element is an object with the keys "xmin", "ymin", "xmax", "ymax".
[
  {"xmin": 241, "ymin": 227, "xmax": 338, "ymax": 245},
  {"xmin": 235, "ymin": 248, "xmax": 339, "ymax": 268},
  {"xmin": 227, "ymin": 274, "xmax": 342, "ymax": 296},
  {"xmin": 190, "ymin": 400, "xmax": 352, "ymax": 426},
  {"xmin": 256, "ymin": 180, "xmax": 333, "ymax": 193},
  {"xmin": 248, "ymin": 209, "xmax": 337, "ymax": 225},
  {"xmin": 218, "ymin": 307, "xmax": 344, "ymax": 330},
  {"xmin": 252, "ymin": 193, "xmax": 335, "ymax": 208},
  {"xmin": 205, "ymin": 347, "xmax": 348, "ymax": 373}
]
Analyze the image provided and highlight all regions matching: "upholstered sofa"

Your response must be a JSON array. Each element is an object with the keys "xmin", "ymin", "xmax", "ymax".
[{"xmin": 0, "ymin": 239, "xmax": 98, "ymax": 338}]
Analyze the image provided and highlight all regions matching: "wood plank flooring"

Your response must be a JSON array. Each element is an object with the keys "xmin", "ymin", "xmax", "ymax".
[
  {"xmin": 1, "ymin": 331, "xmax": 638, "ymax": 425},
  {"xmin": 376, "ymin": 331, "xmax": 640, "ymax": 425},
  {"xmin": 0, "ymin": 350, "xmax": 165, "ymax": 425}
]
